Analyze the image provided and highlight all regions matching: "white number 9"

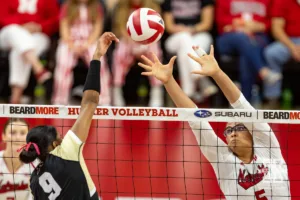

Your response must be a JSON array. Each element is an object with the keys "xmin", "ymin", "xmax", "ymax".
[{"xmin": 39, "ymin": 172, "xmax": 62, "ymax": 200}]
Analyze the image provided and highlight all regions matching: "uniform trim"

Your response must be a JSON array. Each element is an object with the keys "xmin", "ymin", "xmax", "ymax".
[
  {"xmin": 68, "ymin": 130, "xmax": 83, "ymax": 145},
  {"xmin": 90, "ymin": 187, "xmax": 96, "ymax": 197}
]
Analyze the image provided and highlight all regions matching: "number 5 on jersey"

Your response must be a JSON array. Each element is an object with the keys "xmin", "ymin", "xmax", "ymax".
[
  {"xmin": 255, "ymin": 189, "xmax": 267, "ymax": 200},
  {"xmin": 39, "ymin": 172, "xmax": 62, "ymax": 200}
]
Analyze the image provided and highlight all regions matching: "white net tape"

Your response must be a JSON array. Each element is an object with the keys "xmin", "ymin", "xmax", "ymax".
[{"xmin": 1, "ymin": 104, "xmax": 300, "ymax": 124}]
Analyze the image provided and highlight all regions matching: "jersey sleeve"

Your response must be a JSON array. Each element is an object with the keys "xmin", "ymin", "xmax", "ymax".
[
  {"xmin": 50, "ymin": 130, "xmax": 83, "ymax": 161},
  {"xmin": 271, "ymin": 0, "xmax": 287, "ymax": 18},
  {"xmin": 188, "ymin": 120, "xmax": 230, "ymax": 163},
  {"xmin": 230, "ymin": 94, "xmax": 282, "ymax": 156}
]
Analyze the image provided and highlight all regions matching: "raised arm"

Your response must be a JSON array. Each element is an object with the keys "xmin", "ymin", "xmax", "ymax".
[
  {"xmin": 138, "ymin": 54, "xmax": 195, "ymax": 108},
  {"xmin": 71, "ymin": 32, "xmax": 118, "ymax": 142},
  {"xmin": 188, "ymin": 45, "xmax": 241, "ymax": 104},
  {"xmin": 189, "ymin": 46, "xmax": 281, "ymax": 150},
  {"xmin": 138, "ymin": 53, "xmax": 228, "ymax": 163}
]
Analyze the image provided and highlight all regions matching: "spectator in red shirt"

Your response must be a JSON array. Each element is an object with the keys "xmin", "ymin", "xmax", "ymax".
[
  {"xmin": 263, "ymin": 0, "xmax": 300, "ymax": 107},
  {"xmin": 216, "ymin": 0, "xmax": 282, "ymax": 101},
  {"xmin": 0, "ymin": 0, "xmax": 59, "ymax": 104}
]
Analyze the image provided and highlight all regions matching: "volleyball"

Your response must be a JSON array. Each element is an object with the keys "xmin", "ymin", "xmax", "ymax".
[{"xmin": 127, "ymin": 8, "xmax": 165, "ymax": 45}]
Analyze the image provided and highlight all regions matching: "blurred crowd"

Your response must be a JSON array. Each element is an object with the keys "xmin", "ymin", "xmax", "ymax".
[{"xmin": 0, "ymin": 0, "xmax": 299, "ymax": 109}]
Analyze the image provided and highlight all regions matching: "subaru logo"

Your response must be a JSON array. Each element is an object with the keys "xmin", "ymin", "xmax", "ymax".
[{"xmin": 194, "ymin": 110, "xmax": 212, "ymax": 118}]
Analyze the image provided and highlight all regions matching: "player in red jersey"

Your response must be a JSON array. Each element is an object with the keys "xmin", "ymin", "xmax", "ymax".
[{"xmin": 138, "ymin": 46, "xmax": 290, "ymax": 199}]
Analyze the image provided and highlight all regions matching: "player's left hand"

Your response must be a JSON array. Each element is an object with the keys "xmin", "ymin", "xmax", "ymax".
[
  {"xmin": 188, "ymin": 45, "xmax": 221, "ymax": 77},
  {"xmin": 94, "ymin": 32, "xmax": 119, "ymax": 59}
]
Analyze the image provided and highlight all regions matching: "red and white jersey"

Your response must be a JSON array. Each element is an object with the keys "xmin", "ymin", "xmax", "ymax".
[
  {"xmin": 189, "ymin": 95, "xmax": 290, "ymax": 200},
  {"xmin": 60, "ymin": 3, "xmax": 103, "ymax": 42},
  {"xmin": 0, "ymin": 151, "xmax": 35, "ymax": 200}
]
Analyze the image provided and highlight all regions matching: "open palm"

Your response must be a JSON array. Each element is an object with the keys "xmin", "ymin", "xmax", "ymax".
[
  {"xmin": 138, "ymin": 53, "xmax": 177, "ymax": 84},
  {"xmin": 188, "ymin": 45, "xmax": 221, "ymax": 77}
]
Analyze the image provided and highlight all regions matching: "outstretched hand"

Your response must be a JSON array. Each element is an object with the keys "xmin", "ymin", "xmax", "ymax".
[
  {"xmin": 94, "ymin": 32, "xmax": 119, "ymax": 59},
  {"xmin": 138, "ymin": 53, "xmax": 177, "ymax": 84},
  {"xmin": 188, "ymin": 45, "xmax": 221, "ymax": 77}
]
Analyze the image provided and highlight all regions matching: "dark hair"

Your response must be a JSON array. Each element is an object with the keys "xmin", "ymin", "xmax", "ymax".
[
  {"xmin": 3, "ymin": 118, "xmax": 29, "ymax": 133},
  {"xmin": 19, "ymin": 126, "xmax": 58, "ymax": 164}
]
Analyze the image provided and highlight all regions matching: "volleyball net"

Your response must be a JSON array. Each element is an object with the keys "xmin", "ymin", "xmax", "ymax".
[{"xmin": 0, "ymin": 104, "xmax": 299, "ymax": 199}]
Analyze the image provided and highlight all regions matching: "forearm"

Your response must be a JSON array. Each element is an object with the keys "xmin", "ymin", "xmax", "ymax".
[
  {"xmin": 82, "ymin": 59, "xmax": 101, "ymax": 104},
  {"xmin": 82, "ymin": 90, "xmax": 99, "ymax": 106},
  {"xmin": 92, "ymin": 48, "xmax": 102, "ymax": 61},
  {"xmin": 273, "ymin": 27, "xmax": 295, "ymax": 50},
  {"xmin": 193, "ymin": 22, "xmax": 212, "ymax": 33},
  {"xmin": 164, "ymin": 13, "xmax": 181, "ymax": 34},
  {"xmin": 60, "ymin": 20, "xmax": 71, "ymax": 42},
  {"xmin": 251, "ymin": 21, "xmax": 266, "ymax": 32},
  {"xmin": 164, "ymin": 77, "xmax": 196, "ymax": 108},
  {"xmin": 194, "ymin": 6, "xmax": 214, "ymax": 33},
  {"xmin": 72, "ymin": 59, "xmax": 100, "ymax": 142},
  {"xmin": 211, "ymin": 70, "xmax": 240, "ymax": 104}
]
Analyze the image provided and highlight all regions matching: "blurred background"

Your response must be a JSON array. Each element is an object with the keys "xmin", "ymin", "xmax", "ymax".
[{"xmin": 0, "ymin": 0, "xmax": 299, "ymax": 110}]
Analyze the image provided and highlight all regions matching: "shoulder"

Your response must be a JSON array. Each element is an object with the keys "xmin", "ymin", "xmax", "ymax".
[{"xmin": 50, "ymin": 130, "xmax": 83, "ymax": 161}]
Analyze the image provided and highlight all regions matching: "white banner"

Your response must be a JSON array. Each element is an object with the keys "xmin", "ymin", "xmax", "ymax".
[{"xmin": 1, "ymin": 104, "xmax": 300, "ymax": 124}]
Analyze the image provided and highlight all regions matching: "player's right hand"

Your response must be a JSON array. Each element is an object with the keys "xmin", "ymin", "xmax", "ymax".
[
  {"xmin": 138, "ymin": 53, "xmax": 177, "ymax": 84},
  {"xmin": 94, "ymin": 32, "xmax": 119, "ymax": 59},
  {"xmin": 188, "ymin": 45, "xmax": 221, "ymax": 77}
]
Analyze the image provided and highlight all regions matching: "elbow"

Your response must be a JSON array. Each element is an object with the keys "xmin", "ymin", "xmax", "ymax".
[
  {"xmin": 204, "ymin": 22, "xmax": 213, "ymax": 32},
  {"xmin": 165, "ymin": 25, "xmax": 174, "ymax": 34},
  {"xmin": 271, "ymin": 27, "xmax": 280, "ymax": 40},
  {"xmin": 82, "ymin": 90, "xmax": 99, "ymax": 106}
]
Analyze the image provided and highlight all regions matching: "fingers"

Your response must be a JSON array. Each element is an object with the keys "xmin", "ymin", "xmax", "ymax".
[
  {"xmin": 193, "ymin": 46, "xmax": 207, "ymax": 57},
  {"xmin": 168, "ymin": 56, "xmax": 177, "ymax": 66},
  {"xmin": 141, "ymin": 72, "xmax": 153, "ymax": 76},
  {"xmin": 102, "ymin": 32, "xmax": 119, "ymax": 42},
  {"xmin": 151, "ymin": 52, "xmax": 160, "ymax": 63},
  {"xmin": 191, "ymin": 70, "xmax": 204, "ymax": 75},
  {"xmin": 141, "ymin": 55, "xmax": 154, "ymax": 66},
  {"xmin": 209, "ymin": 45, "xmax": 214, "ymax": 56},
  {"xmin": 138, "ymin": 62, "xmax": 152, "ymax": 71},
  {"xmin": 187, "ymin": 53, "xmax": 204, "ymax": 65}
]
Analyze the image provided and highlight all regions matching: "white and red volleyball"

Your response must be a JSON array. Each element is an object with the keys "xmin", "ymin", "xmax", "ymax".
[{"xmin": 127, "ymin": 8, "xmax": 165, "ymax": 45}]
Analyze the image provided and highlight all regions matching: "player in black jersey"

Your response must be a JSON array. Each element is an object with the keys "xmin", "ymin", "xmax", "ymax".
[{"xmin": 18, "ymin": 32, "xmax": 119, "ymax": 200}]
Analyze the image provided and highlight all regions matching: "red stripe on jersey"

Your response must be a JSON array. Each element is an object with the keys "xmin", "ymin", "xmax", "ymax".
[{"xmin": 132, "ymin": 8, "xmax": 143, "ymax": 35}]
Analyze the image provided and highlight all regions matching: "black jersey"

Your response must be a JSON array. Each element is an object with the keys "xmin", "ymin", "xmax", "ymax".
[{"xmin": 30, "ymin": 130, "xmax": 98, "ymax": 200}]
